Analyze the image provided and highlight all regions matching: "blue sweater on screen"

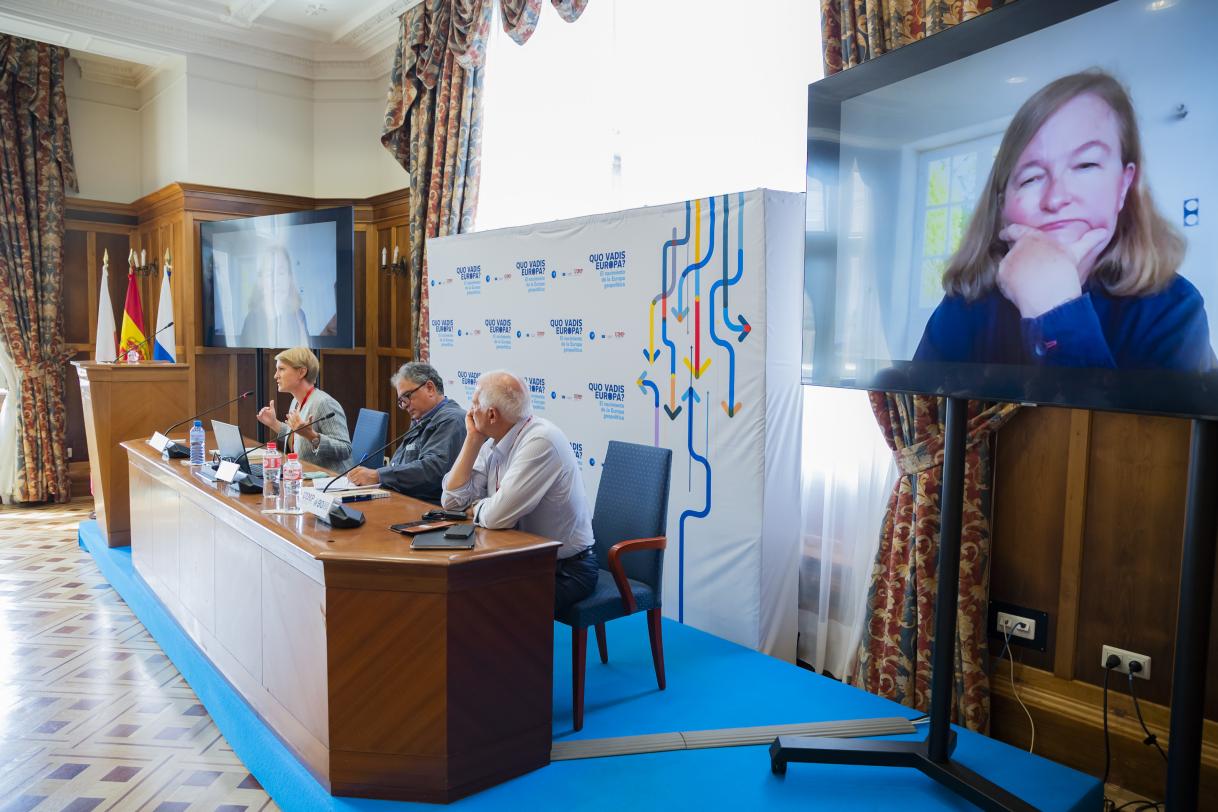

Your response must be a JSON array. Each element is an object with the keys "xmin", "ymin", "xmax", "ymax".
[{"xmin": 914, "ymin": 274, "xmax": 1216, "ymax": 371}]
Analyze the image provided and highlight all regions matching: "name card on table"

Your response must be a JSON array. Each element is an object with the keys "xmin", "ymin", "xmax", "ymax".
[
  {"xmin": 301, "ymin": 488, "xmax": 338, "ymax": 521},
  {"xmin": 215, "ymin": 460, "xmax": 241, "ymax": 483},
  {"xmin": 147, "ymin": 432, "xmax": 172, "ymax": 453}
]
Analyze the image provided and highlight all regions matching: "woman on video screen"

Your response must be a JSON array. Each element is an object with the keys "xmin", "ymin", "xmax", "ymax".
[
  {"xmin": 239, "ymin": 245, "xmax": 311, "ymax": 347},
  {"xmin": 914, "ymin": 70, "xmax": 1215, "ymax": 371}
]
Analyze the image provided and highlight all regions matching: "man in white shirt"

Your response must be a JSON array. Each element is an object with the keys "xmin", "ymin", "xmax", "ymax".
[{"xmin": 442, "ymin": 370, "xmax": 598, "ymax": 614}]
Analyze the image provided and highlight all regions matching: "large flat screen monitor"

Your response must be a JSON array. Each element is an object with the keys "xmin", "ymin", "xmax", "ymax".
[
  {"xmin": 803, "ymin": 0, "xmax": 1218, "ymax": 418},
  {"xmin": 201, "ymin": 206, "xmax": 355, "ymax": 349}
]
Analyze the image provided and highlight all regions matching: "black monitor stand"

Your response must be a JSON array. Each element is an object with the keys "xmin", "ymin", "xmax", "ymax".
[{"xmin": 769, "ymin": 397, "xmax": 1215, "ymax": 812}]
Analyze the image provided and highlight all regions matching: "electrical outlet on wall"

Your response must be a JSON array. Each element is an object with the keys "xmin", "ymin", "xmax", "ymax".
[
  {"xmin": 996, "ymin": 611, "xmax": 1036, "ymax": 641},
  {"xmin": 1101, "ymin": 644, "xmax": 1151, "ymax": 680}
]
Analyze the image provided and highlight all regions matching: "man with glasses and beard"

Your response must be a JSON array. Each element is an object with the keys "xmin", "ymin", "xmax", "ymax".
[{"xmin": 345, "ymin": 362, "xmax": 467, "ymax": 503}]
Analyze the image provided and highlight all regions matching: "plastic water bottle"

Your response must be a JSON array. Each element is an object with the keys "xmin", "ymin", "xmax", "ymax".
[
  {"xmin": 281, "ymin": 452, "xmax": 303, "ymax": 514},
  {"xmin": 189, "ymin": 420, "xmax": 205, "ymax": 467},
  {"xmin": 262, "ymin": 441, "xmax": 282, "ymax": 508}
]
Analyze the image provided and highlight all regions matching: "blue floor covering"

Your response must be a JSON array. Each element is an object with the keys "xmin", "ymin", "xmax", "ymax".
[{"xmin": 79, "ymin": 520, "xmax": 1101, "ymax": 811}]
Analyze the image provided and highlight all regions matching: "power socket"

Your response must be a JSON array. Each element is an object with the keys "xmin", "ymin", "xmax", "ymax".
[
  {"xmin": 1101, "ymin": 644, "xmax": 1151, "ymax": 680},
  {"xmin": 996, "ymin": 611, "xmax": 1036, "ymax": 641}
]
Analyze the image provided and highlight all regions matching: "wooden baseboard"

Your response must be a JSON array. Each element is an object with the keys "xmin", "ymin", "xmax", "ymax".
[
  {"xmin": 68, "ymin": 461, "xmax": 90, "ymax": 499},
  {"xmin": 989, "ymin": 659, "xmax": 1218, "ymax": 807}
]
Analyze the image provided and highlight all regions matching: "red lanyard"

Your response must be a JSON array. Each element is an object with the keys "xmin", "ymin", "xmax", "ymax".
[{"xmin": 299, "ymin": 386, "xmax": 316, "ymax": 410}]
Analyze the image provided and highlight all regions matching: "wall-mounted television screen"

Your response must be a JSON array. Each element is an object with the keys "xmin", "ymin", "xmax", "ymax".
[
  {"xmin": 201, "ymin": 206, "xmax": 355, "ymax": 349},
  {"xmin": 803, "ymin": 0, "xmax": 1218, "ymax": 419}
]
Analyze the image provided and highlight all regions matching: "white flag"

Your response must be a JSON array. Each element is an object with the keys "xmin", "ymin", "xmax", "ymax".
[
  {"xmin": 94, "ymin": 257, "xmax": 117, "ymax": 363},
  {"xmin": 153, "ymin": 262, "xmax": 176, "ymax": 362}
]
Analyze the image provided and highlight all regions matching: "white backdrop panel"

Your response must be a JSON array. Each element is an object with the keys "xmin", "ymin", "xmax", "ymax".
[{"xmin": 427, "ymin": 189, "xmax": 802, "ymax": 657}]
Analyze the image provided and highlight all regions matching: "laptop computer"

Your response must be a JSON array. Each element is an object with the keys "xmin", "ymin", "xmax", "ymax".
[{"xmin": 205, "ymin": 420, "xmax": 262, "ymax": 479}]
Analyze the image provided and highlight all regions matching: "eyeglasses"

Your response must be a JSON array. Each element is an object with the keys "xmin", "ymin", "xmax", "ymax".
[{"xmin": 396, "ymin": 383, "xmax": 426, "ymax": 410}]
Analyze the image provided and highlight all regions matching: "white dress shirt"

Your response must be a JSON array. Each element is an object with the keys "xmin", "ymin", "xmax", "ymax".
[{"xmin": 441, "ymin": 416, "xmax": 594, "ymax": 560}]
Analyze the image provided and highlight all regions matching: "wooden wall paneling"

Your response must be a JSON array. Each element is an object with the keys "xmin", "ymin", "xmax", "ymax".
[
  {"xmin": 377, "ymin": 228, "xmax": 393, "ymax": 348},
  {"xmin": 393, "ymin": 224, "xmax": 411, "ymax": 350},
  {"xmin": 236, "ymin": 352, "xmax": 258, "ymax": 439},
  {"xmin": 64, "ymin": 350, "xmax": 89, "ymax": 466},
  {"xmin": 1054, "ymin": 409, "xmax": 1092, "ymax": 680},
  {"xmin": 1074, "ymin": 412, "xmax": 1191, "ymax": 707},
  {"xmin": 988, "ymin": 406, "xmax": 1072, "ymax": 672},
  {"xmin": 354, "ymin": 228, "xmax": 367, "ymax": 346},
  {"xmin": 63, "ymin": 230, "xmax": 89, "ymax": 344},
  {"xmin": 319, "ymin": 353, "xmax": 366, "ymax": 439}
]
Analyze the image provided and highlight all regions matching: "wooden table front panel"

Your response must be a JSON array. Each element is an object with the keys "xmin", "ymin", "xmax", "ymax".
[{"xmin": 123, "ymin": 442, "xmax": 559, "ymax": 803}]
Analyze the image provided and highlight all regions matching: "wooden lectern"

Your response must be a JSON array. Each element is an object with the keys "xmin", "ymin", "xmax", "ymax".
[{"xmin": 73, "ymin": 361, "xmax": 189, "ymax": 546}]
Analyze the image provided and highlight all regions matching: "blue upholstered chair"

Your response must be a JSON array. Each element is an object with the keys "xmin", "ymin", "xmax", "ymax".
[
  {"xmin": 349, "ymin": 408, "xmax": 389, "ymax": 468},
  {"xmin": 556, "ymin": 440, "xmax": 672, "ymax": 731}
]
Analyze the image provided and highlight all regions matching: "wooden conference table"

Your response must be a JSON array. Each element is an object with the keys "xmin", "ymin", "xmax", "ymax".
[{"xmin": 121, "ymin": 439, "xmax": 561, "ymax": 803}]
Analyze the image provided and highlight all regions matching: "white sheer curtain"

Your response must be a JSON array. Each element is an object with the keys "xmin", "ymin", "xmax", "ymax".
[
  {"xmin": 0, "ymin": 336, "xmax": 20, "ymax": 502},
  {"xmin": 476, "ymin": 1, "xmax": 897, "ymax": 670},
  {"xmin": 797, "ymin": 387, "xmax": 896, "ymax": 678}
]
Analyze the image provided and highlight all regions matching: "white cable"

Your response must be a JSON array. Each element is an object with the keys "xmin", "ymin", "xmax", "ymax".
[{"xmin": 1000, "ymin": 623, "xmax": 1035, "ymax": 754}]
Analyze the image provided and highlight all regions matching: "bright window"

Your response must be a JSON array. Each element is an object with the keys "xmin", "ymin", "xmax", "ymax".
[{"xmin": 476, "ymin": 0, "xmax": 823, "ymax": 231}]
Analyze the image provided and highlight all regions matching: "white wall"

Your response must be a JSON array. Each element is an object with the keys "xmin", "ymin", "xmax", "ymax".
[
  {"xmin": 65, "ymin": 66, "xmax": 143, "ymax": 203},
  {"xmin": 314, "ymin": 79, "xmax": 409, "ymax": 199},
  {"xmin": 66, "ymin": 54, "xmax": 407, "ymax": 203},
  {"xmin": 138, "ymin": 63, "xmax": 189, "ymax": 198}
]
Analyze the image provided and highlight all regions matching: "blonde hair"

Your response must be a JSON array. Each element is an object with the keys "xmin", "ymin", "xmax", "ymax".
[
  {"xmin": 275, "ymin": 346, "xmax": 319, "ymax": 384},
  {"xmin": 943, "ymin": 70, "xmax": 1184, "ymax": 301}
]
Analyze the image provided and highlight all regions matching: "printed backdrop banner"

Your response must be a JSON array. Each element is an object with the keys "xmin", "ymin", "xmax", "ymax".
[{"xmin": 427, "ymin": 189, "xmax": 803, "ymax": 658}]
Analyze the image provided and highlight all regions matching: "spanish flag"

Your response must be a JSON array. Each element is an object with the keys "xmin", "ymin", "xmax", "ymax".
[{"xmin": 118, "ymin": 250, "xmax": 147, "ymax": 360}]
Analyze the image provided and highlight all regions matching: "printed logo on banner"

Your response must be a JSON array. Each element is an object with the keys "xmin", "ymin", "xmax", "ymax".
[
  {"xmin": 591, "ymin": 249, "xmax": 627, "ymax": 289},
  {"xmin": 456, "ymin": 264, "xmax": 482, "ymax": 295},
  {"xmin": 517, "ymin": 258, "xmax": 546, "ymax": 293},
  {"xmin": 485, "ymin": 318, "xmax": 512, "ymax": 350},
  {"xmin": 569, "ymin": 441, "xmax": 598, "ymax": 468},
  {"xmin": 457, "ymin": 370, "xmax": 482, "ymax": 401},
  {"xmin": 550, "ymin": 318, "xmax": 585, "ymax": 353},
  {"xmin": 431, "ymin": 318, "xmax": 455, "ymax": 349},
  {"xmin": 524, "ymin": 376, "xmax": 548, "ymax": 412},
  {"xmin": 588, "ymin": 381, "xmax": 626, "ymax": 421}
]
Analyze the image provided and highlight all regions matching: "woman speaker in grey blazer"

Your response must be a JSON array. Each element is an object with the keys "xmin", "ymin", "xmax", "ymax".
[{"xmin": 256, "ymin": 346, "xmax": 353, "ymax": 472}]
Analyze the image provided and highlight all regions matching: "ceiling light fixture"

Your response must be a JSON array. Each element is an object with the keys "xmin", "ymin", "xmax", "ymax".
[{"xmin": 305, "ymin": 3, "xmax": 328, "ymax": 16}]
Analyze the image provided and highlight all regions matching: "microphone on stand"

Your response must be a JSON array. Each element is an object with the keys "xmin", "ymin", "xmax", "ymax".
[
  {"xmin": 229, "ymin": 412, "xmax": 335, "ymax": 494},
  {"xmin": 161, "ymin": 390, "xmax": 255, "ymax": 459},
  {"xmin": 120, "ymin": 321, "xmax": 175, "ymax": 362},
  {"xmin": 322, "ymin": 426, "xmax": 412, "ymax": 493}
]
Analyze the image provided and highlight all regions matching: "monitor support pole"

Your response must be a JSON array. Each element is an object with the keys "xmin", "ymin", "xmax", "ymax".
[
  {"xmin": 769, "ymin": 396, "xmax": 1035, "ymax": 811},
  {"xmin": 254, "ymin": 348, "xmax": 266, "ymax": 444},
  {"xmin": 771, "ymin": 401, "xmax": 1215, "ymax": 810},
  {"xmin": 1165, "ymin": 418, "xmax": 1217, "ymax": 811}
]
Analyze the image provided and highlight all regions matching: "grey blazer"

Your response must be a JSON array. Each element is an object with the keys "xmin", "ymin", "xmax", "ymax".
[
  {"xmin": 275, "ymin": 387, "xmax": 353, "ymax": 472},
  {"xmin": 377, "ymin": 397, "xmax": 467, "ymax": 503}
]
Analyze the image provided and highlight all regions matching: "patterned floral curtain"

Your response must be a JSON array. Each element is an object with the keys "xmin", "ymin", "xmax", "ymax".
[
  {"xmin": 382, "ymin": 0, "xmax": 591, "ymax": 360},
  {"xmin": 817, "ymin": 0, "xmax": 1016, "ymax": 731},
  {"xmin": 821, "ymin": 0, "xmax": 1004, "ymax": 75},
  {"xmin": 0, "ymin": 36, "xmax": 77, "ymax": 503},
  {"xmin": 853, "ymin": 394, "xmax": 1018, "ymax": 730}
]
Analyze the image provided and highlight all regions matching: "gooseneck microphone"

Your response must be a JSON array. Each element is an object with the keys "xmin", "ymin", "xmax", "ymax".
[
  {"xmin": 121, "ymin": 321, "xmax": 175, "ymax": 360},
  {"xmin": 226, "ymin": 411, "xmax": 335, "ymax": 495},
  {"xmin": 322, "ymin": 426, "xmax": 412, "ymax": 493},
  {"xmin": 161, "ymin": 390, "xmax": 255, "ymax": 458}
]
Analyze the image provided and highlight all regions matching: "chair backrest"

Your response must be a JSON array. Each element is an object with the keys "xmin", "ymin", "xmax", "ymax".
[
  {"xmin": 350, "ymin": 408, "xmax": 389, "ymax": 467},
  {"xmin": 591, "ymin": 441, "xmax": 672, "ymax": 596}
]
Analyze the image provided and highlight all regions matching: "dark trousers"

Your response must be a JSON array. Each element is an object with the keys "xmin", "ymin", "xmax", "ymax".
[{"xmin": 555, "ymin": 549, "xmax": 598, "ymax": 616}]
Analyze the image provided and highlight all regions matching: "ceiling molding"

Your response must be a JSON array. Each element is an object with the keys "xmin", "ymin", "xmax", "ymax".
[
  {"xmin": 220, "ymin": 0, "xmax": 279, "ymax": 29},
  {"xmin": 72, "ymin": 52, "xmax": 158, "ymax": 89},
  {"xmin": 0, "ymin": 0, "xmax": 417, "ymax": 81}
]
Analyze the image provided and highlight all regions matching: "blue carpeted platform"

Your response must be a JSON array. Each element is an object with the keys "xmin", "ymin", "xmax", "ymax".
[{"xmin": 78, "ymin": 520, "xmax": 1101, "ymax": 811}]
